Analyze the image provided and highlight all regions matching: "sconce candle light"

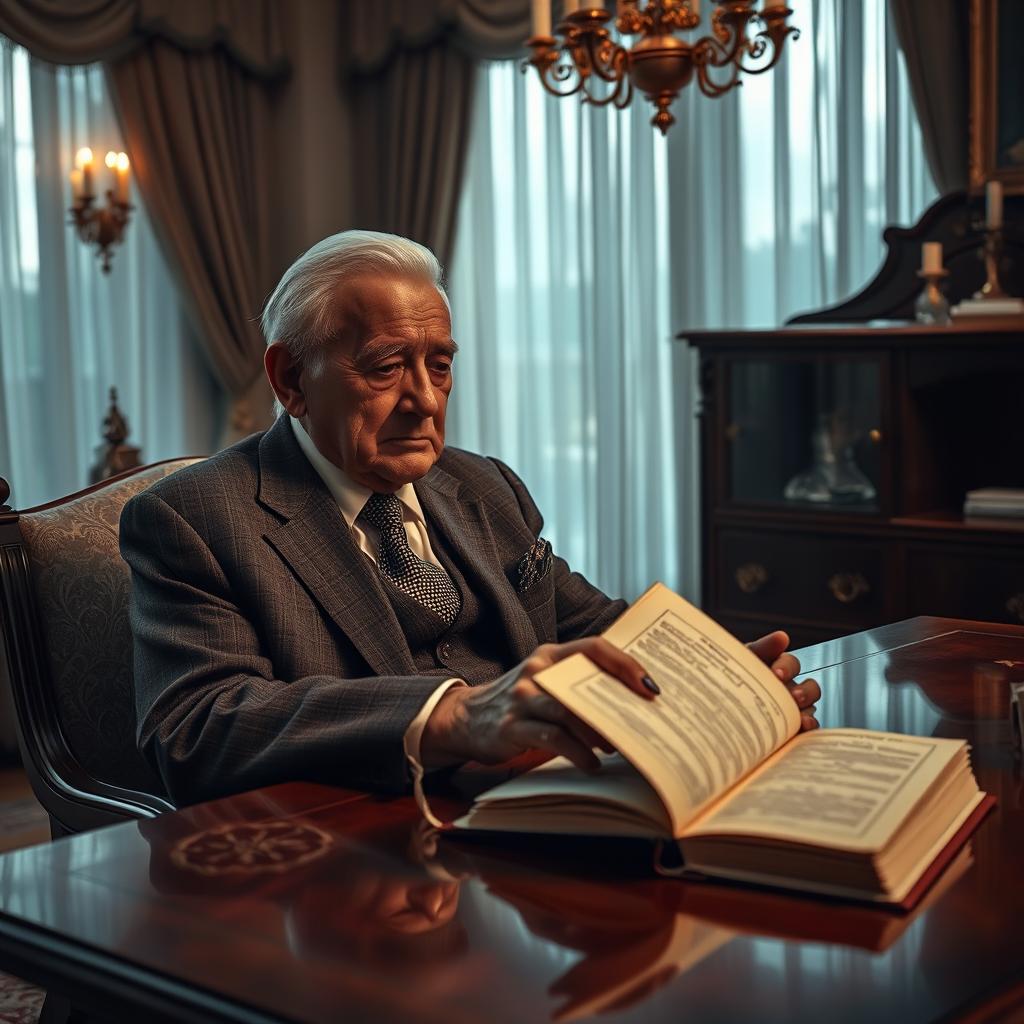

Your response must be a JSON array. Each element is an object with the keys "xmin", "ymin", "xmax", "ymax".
[{"xmin": 69, "ymin": 147, "xmax": 133, "ymax": 273}]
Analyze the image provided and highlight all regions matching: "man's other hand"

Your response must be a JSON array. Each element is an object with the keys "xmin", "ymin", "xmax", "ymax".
[
  {"xmin": 748, "ymin": 630, "xmax": 821, "ymax": 731},
  {"xmin": 419, "ymin": 637, "xmax": 656, "ymax": 773}
]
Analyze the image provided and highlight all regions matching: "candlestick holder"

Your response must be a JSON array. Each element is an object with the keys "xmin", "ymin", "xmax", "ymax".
[
  {"xmin": 914, "ymin": 268, "xmax": 951, "ymax": 326},
  {"xmin": 975, "ymin": 225, "xmax": 1009, "ymax": 301},
  {"xmin": 69, "ymin": 189, "xmax": 133, "ymax": 274},
  {"xmin": 950, "ymin": 219, "xmax": 1024, "ymax": 318}
]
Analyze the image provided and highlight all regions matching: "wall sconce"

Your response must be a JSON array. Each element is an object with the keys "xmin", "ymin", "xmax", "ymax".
[{"xmin": 69, "ymin": 147, "xmax": 133, "ymax": 273}]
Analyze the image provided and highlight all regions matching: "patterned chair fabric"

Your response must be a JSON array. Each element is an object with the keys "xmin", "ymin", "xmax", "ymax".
[{"xmin": 18, "ymin": 460, "xmax": 203, "ymax": 796}]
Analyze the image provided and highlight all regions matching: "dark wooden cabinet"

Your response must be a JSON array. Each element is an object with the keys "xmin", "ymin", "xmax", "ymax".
[
  {"xmin": 681, "ymin": 189, "xmax": 1024, "ymax": 645},
  {"xmin": 683, "ymin": 323, "xmax": 1024, "ymax": 646}
]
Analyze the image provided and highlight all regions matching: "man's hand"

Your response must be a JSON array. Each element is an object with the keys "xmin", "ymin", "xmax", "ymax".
[
  {"xmin": 748, "ymin": 630, "xmax": 821, "ymax": 731},
  {"xmin": 420, "ymin": 637, "xmax": 656, "ymax": 774}
]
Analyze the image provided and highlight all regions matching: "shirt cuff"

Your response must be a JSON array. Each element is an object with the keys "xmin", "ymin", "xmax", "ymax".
[{"xmin": 404, "ymin": 677, "xmax": 467, "ymax": 827}]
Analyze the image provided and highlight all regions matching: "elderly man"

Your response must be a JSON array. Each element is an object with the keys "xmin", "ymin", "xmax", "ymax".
[{"xmin": 121, "ymin": 230, "xmax": 820, "ymax": 807}]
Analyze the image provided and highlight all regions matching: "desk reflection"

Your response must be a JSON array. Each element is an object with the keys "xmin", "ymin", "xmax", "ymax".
[
  {"xmin": 135, "ymin": 801, "xmax": 975, "ymax": 1024},
  {"xmin": 804, "ymin": 627, "xmax": 1024, "ymax": 736}
]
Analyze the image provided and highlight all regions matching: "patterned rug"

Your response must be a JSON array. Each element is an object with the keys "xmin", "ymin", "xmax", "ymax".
[{"xmin": 0, "ymin": 971, "xmax": 42, "ymax": 1024}]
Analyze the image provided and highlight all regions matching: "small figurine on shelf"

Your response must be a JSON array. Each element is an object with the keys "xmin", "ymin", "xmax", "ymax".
[
  {"xmin": 914, "ymin": 242, "xmax": 951, "ymax": 325},
  {"xmin": 89, "ymin": 386, "xmax": 142, "ymax": 483}
]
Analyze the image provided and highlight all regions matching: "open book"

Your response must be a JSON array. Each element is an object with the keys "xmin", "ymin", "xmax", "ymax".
[{"xmin": 455, "ymin": 584, "xmax": 993, "ymax": 907}]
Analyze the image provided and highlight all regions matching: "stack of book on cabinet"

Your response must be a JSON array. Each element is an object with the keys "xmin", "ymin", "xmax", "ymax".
[{"xmin": 963, "ymin": 488, "xmax": 1024, "ymax": 519}]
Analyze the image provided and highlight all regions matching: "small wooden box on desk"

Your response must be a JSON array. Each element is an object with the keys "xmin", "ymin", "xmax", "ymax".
[{"xmin": 679, "ymin": 321, "xmax": 1024, "ymax": 648}]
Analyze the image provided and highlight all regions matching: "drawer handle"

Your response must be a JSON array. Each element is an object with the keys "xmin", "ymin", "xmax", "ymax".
[
  {"xmin": 735, "ymin": 563, "xmax": 769, "ymax": 594},
  {"xmin": 1006, "ymin": 594, "xmax": 1024, "ymax": 623},
  {"xmin": 828, "ymin": 572, "xmax": 870, "ymax": 604}
]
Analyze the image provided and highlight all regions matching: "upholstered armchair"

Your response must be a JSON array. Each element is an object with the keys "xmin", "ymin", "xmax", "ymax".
[{"xmin": 0, "ymin": 460, "xmax": 202, "ymax": 837}]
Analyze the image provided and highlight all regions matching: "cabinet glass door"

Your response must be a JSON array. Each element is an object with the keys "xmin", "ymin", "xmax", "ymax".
[{"xmin": 727, "ymin": 358, "xmax": 883, "ymax": 512}]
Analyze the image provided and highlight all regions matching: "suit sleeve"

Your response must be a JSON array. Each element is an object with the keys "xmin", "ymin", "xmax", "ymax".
[
  {"xmin": 488, "ymin": 458, "xmax": 627, "ymax": 641},
  {"xmin": 121, "ymin": 490, "xmax": 446, "ymax": 807}
]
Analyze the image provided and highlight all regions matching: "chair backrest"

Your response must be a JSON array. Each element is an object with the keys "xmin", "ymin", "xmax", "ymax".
[{"xmin": 0, "ymin": 459, "xmax": 203, "ymax": 836}]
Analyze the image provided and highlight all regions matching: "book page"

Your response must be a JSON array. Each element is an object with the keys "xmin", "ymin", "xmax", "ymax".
[
  {"xmin": 683, "ymin": 729, "xmax": 967, "ymax": 852},
  {"xmin": 534, "ymin": 584, "xmax": 801, "ymax": 836},
  {"xmin": 458, "ymin": 753, "xmax": 672, "ymax": 837}
]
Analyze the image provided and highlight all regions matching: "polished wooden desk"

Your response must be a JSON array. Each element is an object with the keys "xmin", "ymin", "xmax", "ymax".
[{"xmin": 1, "ymin": 617, "xmax": 1023, "ymax": 1024}]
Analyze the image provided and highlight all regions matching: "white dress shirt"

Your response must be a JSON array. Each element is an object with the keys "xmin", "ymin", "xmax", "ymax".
[{"xmin": 289, "ymin": 418, "xmax": 462, "ymax": 815}]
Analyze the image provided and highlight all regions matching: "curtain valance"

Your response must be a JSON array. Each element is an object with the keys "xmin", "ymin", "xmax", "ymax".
[
  {"xmin": 341, "ymin": 0, "xmax": 530, "ymax": 74},
  {"xmin": 0, "ymin": 0, "xmax": 289, "ymax": 78}
]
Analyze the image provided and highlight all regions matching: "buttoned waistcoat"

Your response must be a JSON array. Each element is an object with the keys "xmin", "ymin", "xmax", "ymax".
[{"xmin": 120, "ymin": 416, "xmax": 625, "ymax": 806}]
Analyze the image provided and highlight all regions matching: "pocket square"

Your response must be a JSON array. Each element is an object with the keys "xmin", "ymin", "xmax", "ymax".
[{"xmin": 517, "ymin": 538, "xmax": 553, "ymax": 593}]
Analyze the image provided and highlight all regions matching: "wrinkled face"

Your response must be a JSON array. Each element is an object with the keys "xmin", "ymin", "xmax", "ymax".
[{"xmin": 299, "ymin": 274, "xmax": 456, "ymax": 491}]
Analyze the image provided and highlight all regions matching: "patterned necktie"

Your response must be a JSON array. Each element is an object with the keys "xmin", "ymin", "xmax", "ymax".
[{"xmin": 360, "ymin": 492, "xmax": 462, "ymax": 625}]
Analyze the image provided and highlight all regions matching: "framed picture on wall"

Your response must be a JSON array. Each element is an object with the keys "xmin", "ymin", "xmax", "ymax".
[{"xmin": 970, "ymin": 0, "xmax": 1024, "ymax": 191}]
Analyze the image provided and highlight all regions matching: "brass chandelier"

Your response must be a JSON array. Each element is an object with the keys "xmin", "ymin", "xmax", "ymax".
[{"xmin": 525, "ymin": 1, "xmax": 798, "ymax": 135}]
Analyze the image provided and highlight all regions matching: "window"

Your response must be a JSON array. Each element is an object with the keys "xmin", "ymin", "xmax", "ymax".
[
  {"xmin": 0, "ymin": 40, "xmax": 219, "ymax": 508},
  {"xmin": 449, "ymin": 0, "xmax": 936, "ymax": 601}
]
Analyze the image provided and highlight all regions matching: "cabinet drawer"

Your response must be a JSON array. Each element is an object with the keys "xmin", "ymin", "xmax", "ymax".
[
  {"xmin": 717, "ymin": 529, "xmax": 887, "ymax": 627},
  {"xmin": 906, "ymin": 545, "xmax": 1024, "ymax": 625}
]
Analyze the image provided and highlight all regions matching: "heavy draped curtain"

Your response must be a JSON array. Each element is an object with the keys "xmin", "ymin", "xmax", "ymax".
[
  {"xmin": 340, "ymin": 0, "xmax": 527, "ymax": 269},
  {"xmin": 0, "ymin": 0, "xmax": 289, "ymax": 418},
  {"xmin": 349, "ymin": 41, "xmax": 476, "ymax": 271},
  {"xmin": 108, "ymin": 41, "xmax": 275, "ymax": 399},
  {"xmin": 890, "ymin": 0, "xmax": 970, "ymax": 194}
]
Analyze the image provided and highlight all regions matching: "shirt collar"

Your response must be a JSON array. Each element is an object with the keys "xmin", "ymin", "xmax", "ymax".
[{"xmin": 288, "ymin": 416, "xmax": 426, "ymax": 527}]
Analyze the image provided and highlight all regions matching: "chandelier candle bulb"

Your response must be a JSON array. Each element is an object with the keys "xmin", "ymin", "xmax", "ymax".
[
  {"xmin": 922, "ymin": 242, "xmax": 943, "ymax": 275},
  {"xmin": 70, "ymin": 168, "xmax": 83, "ymax": 201},
  {"xmin": 986, "ymin": 180, "xmax": 1004, "ymax": 229},
  {"xmin": 532, "ymin": 0, "xmax": 551, "ymax": 36}
]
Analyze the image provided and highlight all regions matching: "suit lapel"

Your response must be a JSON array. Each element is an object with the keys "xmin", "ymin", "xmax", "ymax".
[
  {"xmin": 417, "ymin": 464, "xmax": 540, "ymax": 663},
  {"xmin": 256, "ymin": 419, "xmax": 416, "ymax": 677}
]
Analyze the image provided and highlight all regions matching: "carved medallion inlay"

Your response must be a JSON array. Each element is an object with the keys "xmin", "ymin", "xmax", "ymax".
[{"xmin": 170, "ymin": 820, "xmax": 334, "ymax": 877}]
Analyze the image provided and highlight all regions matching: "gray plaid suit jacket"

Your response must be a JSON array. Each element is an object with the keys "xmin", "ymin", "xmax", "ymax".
[{"xmin": 120, "ymin": 415, "xmax": 626, "ymax": 806}]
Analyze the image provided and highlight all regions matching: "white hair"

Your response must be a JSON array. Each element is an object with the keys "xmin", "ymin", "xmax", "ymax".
[{"xmin": 260, "ymin": 229, "xmax": 449, "ymax": 373}]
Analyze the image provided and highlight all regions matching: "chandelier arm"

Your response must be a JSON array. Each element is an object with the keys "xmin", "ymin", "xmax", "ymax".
[
  {"xmin": 694, "ymin": 58, "xmax": 741, "ymax": 99},
  {"xmin": 523, "ymin": 48, "xmax": 588, "ymax": 99},
  {"xmin": 738, "ymin": 25, "xmax": 800, "ymax": 75},
  {"xmin": 581, "ymin": 73, "xmax": 632, "ymax": 109},
  {"xmin": 567, "ymin": 27, "xmax": 627, "ymax": 86},
  {"xmin": 698, "ymin": 8, "xmax": 757, "ymax": 69}
]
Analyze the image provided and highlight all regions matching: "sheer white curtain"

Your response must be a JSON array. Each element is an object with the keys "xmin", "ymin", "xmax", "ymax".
[
  {"xmin": 448, "ymin": 0, "xmax": 936, "ymax": 604},
  {"xmin": 0, "ymin": 39, "xmax": 220, "ymax": 509}
]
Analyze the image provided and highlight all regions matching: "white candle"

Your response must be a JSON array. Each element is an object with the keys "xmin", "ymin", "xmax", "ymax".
[
  {"xmin": 921, "ymin": 242, "xmax": 943, "ymax": 275},
  {"xmin": 532, "ymin": 0, "xmax": 551, "ymax": 35},
  {"xmin": 764, "ymin": 0, "xmax": 787, "ymax": 9},
  {"xmin": 115, "ymin": 152, "xmax": 130, "ymax": 204},
  {"xmin": 690, "ymin": 0, "xmax": 701, "ymax": 17},
  {"xmin": 70, "ymin": 168, "xmax": 83, "ymax": 201},
  {"xmin": 75, "ymin": 147, "xmax": 94, "ymax": 197},
  {"xmin": 562, "ymin": 0, "xmax": 581, "ymax": 14},
  {"xmin": 986, "ymin": 180, "xmax": 1004, "ymax": 229}
]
